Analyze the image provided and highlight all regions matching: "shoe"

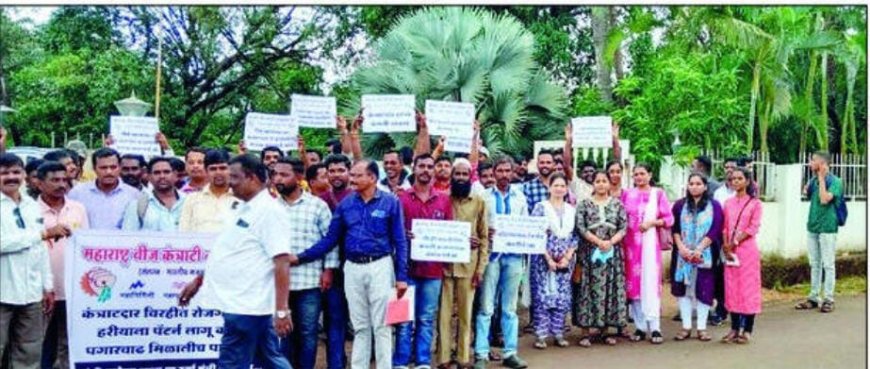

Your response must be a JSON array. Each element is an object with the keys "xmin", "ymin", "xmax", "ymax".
[
  {"xmin": 473, "ymin": 358, "xmax": 489, "ymax": 369},
  {"xmin": 488, "ymin": 351, "xmax": 502, "ymax": 361},
  {"xmin": 502, "ymin": 355, "xmax": 528, "ymax": 369}
]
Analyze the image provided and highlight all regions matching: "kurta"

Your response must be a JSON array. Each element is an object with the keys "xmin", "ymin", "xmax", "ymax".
[
  {"xmin": 574, "ymin": 196, "xmax": 628, "ymax": 328},
  {"xmin": 669, "ymin": 198, "xmax": 724, "ymax": 307},
  {"xmin": 620, "ymin": 187, "xmax": 674, "ymax": 301},
  {"xmin": 530, "ymin": 201, "xmax": 578, "ymax": 336},
  {"xmin": 723, "ymin": 194, "xmax": 763, "ymax": 314}
]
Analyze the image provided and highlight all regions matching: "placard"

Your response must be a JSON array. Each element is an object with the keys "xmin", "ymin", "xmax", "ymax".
[
  {"xmin": 110, "ymin": 116, "xmax": 160, "ymax": 157},
  {"xmin": 291, "ymin": 94, "xmax": 336, "ymax": 128},
  {"xmin": 361, "ymin": 94, "xmax": 416, "ymax": 133},
  {"xmin": 571, "ymin": 116, "xmax": 613, "ymax": 148},
  {"xmin": 67, "ymin": 230, "xmax": 220, "ymax": 369},
  {"xmin": 243, "ymin": 112, "xmax": 298, "ymax": 152},
  {"xmin": 410, "ymin": 219, "xmax": 471, "ymax": 263},
  {"xmin": 492, "ymin": 215, "xmax": 548, "ymax": 254}
]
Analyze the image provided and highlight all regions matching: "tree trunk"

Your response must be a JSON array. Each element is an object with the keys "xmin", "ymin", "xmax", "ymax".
[
  {"xmin": 800, "ymin": 51, "xmax": 818, "ymax": 156},
  {"xmin": 748, "ymin": 61, "xmax": 760, "ymax": 150},
  {"xmin": 817, "ymin": 51, "xmax": 829, "ymax": 150},
  {"xmin": 591, "ymin": 6, "xmax": 613, "ymax": 103},
  {"xmin": 759, "ymin": 100, "xmax": 771, "ymax": 153}
]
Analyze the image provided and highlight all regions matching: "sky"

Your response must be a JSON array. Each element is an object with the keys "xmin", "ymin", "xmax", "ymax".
[{"xmin": 6, "ymin": 6, "xmax": 56, "ymax": 27}]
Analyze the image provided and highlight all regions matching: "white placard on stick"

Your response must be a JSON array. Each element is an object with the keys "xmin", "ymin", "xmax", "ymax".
[
  {"xmin": 244, "ymin": 112, "xmax": 298, "ymax": 152},
  {"xmin": 426, "ymin": 100, "xmax": 475, "ymax": 153},
  {"xmin": 492, "ymin": 215, "xmax": 548, "ymax": 254},
  {"xmin": 110, "ymin": 116, "xmax": 160, "ymax": 157},
  {"xmin": 291, "ymin": 94, "xmax": 337, "ymax": 128},
  {"xmin": 571, "ymin": 116, "xmax": 613, "ymax": 148},
  {"xmin": 361, "ymin": 94, "xmax": 416, "ymax": 133},
  {"xmin": 411, "ymin": 219, "xmax": 471, "ymax": 263}
]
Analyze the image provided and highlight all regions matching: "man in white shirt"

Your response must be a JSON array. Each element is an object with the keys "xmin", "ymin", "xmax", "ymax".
[
  {"xmin": 178, "ymin": 154, "xmax": 292, "ymax": 369},
  {"xmin": 0, "ymin": 153, "xmax": 69, "ymax": 369},
  {"xmin": 713, "ymin": 157, "xmax": 739, "ymax": 205}
]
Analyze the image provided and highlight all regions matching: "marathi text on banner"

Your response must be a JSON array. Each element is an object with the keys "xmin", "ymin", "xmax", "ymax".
[
  {"xmin": 491, "ymin": 215, "xmax": 548, "ymax": 254},
  {"xmin": 425, "ymin": 100, "xmax": 475, "ymax": 153},
  {"xmin": 410, "ymin": 219, "xmax": 471, "ymax": 263},
  {"xmin": 361, "ymin": 94, "xmax": 416, "ymax": 133},
  {"xmin": 110, "ymin": 116, "xmax": 161, "ymax": 158},
  {"xmin": 67, "ymin": 230, "xmax": 221, "ymax": 369},
  {"xmin": 243, "ymin": 112, "xmax": 299, "ymax": 152},
  {"xmin": 571, "ymin": 116, "xmax": 613, "ymax": 148},
  {"xmin": 291, "ymin": 94, "xmax": 337, "ymax": 128}
]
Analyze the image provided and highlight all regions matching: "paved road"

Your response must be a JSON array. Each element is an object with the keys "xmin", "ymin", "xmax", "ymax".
[{"xmin": 513, "ymin": 295, "xmax": 867, "ymax": 369}]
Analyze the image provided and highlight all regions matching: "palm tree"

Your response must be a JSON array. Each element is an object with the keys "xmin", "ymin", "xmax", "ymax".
[{"xmin": 343, "ymin": 7, "xmax": 568, "ymax": 157}]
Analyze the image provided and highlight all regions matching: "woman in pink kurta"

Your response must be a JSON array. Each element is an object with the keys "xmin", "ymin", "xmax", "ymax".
[
  {"xmin": 620, "ymin": 163, "xmax": 674, "ymax": 344},
  {"xmin": 721, "ymin": 167, "xmax": 763, "ymax": 344}
]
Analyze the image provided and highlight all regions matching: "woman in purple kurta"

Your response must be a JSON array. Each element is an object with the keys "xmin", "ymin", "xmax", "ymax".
[{"xmin": 670, "ymin": 173, "xmax": 723, "ymax": 342}]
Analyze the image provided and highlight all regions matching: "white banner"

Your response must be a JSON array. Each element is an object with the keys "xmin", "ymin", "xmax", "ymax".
[
  {"xmin": 425, "ymin": 100, "xmax": 474, "ymax": 153},
  {"xmin": 244, "ymin": 112, "xmax": 299, "ymax": 152},
  {"xmin": 67, "ymin": 230, "xmax": 221, "ymax": 369},
  {"xmin": 410, "ymin": 219, "xmax": 471, "ymax": 263},
  {"xmin": 291, "ymin": 94, "xmax": 336, "ymax": 128},
  {"xmin": 361, "ymin": 94, "xmax": 416, "ymax": 133},
  {"xmin": 571, "ymin": 116, "xmax": 613, "ymax": 148},
  {"xmin": 492, "ymin": 215, "xmax": 548, "ymax": 254},
  {"xmin": 110, "ymin": 116, "xmax": 160, "ymax": 157}
]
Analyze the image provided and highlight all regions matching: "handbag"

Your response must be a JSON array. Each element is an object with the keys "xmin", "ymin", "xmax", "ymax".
[{"xmin": 659, "ymin": 226, "xmax": 673, "ymax": 251}]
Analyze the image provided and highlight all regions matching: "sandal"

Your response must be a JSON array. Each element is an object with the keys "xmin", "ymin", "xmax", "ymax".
[
  {"xmin": 697, "ymin": 330, "xmax": 712, "ymax": 342},
  {"xmin": 604, "ymin": 335, "xmax": 618, "ymax": 346},
  {"xmin": 488, "ymin": 352, "xmax": 502, "ymax": 361},
  {"xmin": 555, "ymin": 337, "xmax": 569, "ymax": 347},
  {"xmin": 720, "ymin": 330, "xmax": 738, "ymax": 343},
  {"xmin": 577, "ymin": 336, "xmax": 592, "ymax": 348},
  {"xmin": 674, "ymin": 329, "xmax": 692, "ymax": 341},
  {"xmin": 533, "ymin": 338, "xmax": 547, "ymax": 350},
  {"xmin": 630, "ymin": 329, "xmax": 646, "ymax": 342},
  {"xmin": 794, "ymin": 300, "xmax": 819, "ymax": 310},
  {"xmin": 820, "ymin": 301, "xmax": 835, "ymax": 313},
  {"xmin": 735, "ymin": 332, "xmax": 752, "ymax": 344},
  {"xmin": 650, "ymin": 331, "xmax": 664, "ymax": 344}
]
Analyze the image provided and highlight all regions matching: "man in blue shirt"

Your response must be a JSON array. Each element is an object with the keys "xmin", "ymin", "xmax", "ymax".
[{"xmin": 290, "ymin": 159, "xmax": 408, "ymax": 369}]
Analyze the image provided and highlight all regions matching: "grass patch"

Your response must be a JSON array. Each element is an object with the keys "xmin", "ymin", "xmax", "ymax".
[
  {"xmin": 762, "ymin": 251, "xmax": 866, "ymax": 289},
  {"xmin": 773, "ymin": 275, "xmax": 867, "ymax": 297}
]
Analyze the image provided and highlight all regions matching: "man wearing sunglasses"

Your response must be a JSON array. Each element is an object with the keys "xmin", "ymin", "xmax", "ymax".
[{"xmin": 0, "ymin": 153, "xmax": 70, "ymax": 368}]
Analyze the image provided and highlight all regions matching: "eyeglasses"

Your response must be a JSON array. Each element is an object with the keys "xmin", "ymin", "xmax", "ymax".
[{"xmin": 12, "ymin": 207, "xmax": 25, "ymax": 229}]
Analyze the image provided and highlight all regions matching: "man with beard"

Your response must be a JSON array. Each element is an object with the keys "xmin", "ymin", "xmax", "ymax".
[
  {"xmin": 394, "ymin": 154, "xmax": 453, "ymax": 369},
  {"xmin": 271, "ymin": 157, "xmax": 336, "ymax": 369},
  {"xmin": 522, "ymin": 149, "xmax": 555, "ymax": 213},
  {"xmin": 120, "ymin": 154, "xmax": 148, "ymax": 191},
  {"xmin": 0, "ymin": 153, "xmax": 67, "ymax": 369},
  {"xmin": 121, "ymin": 157, "xmax": 185, "ymax": 231},
  {"xmin": 511, "ymin": 155, "xmax": 529, "ymax": 184},
  {"xmin": 471, "ymin": 161, "xmax": 495, "ymax": 196},
  {"xmin": 180, "ymin": 149, "xmax": 238, "ymax": 232},
  {"xmin": 181, "ymin": 148, "xmax": 208, "ymax": 193},
  {"xmin": 318, "ymin": 154, "xmax": 352, "ymax": 369},
  {"xmin": 290, "ymin": 159, "xmax": 409, "ymax": 369},
  {"xmin": 377, "ymin": 150, "xmax": 411, "ymax": 194},
  {"xmin": 37, "ymin": 161, "xmax": 89, "ymax": 369},
  {"xmin": 433, "ymin": 156, "xmax": 452, "ymax": 194},
  {"xmin": 69, "ymin": 148, "xmax": 140, "ymax": 230},
  {"xmin": 261, "ymin": 146, "xmax": 285, "ymax": 168},
  {"xmin": 437, "ymin": 158, "xmax": 488, "ymax": 369}
]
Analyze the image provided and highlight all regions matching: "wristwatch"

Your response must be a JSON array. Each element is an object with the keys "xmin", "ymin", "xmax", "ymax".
[{"xmin": 276, "ymin": 310, "xmax": 290, "ymax": 319}]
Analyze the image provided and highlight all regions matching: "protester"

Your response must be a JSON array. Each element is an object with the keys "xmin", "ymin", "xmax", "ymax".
[
  {"xmin": 438, "ymin": 158, "xmax": 488, "ymax": 369},
  {"xmin": 710, "ymin": 156, "xmax": 738, "ymax": 324},
  {"xmin": 574, "ymin": 171, "xmax": 628, "ymax": 347},
  {"xmin": 320, "ymin": 154, "xmax": 353, "ymax": 211},
  {"xmin": 181, "ymin": 147, "xmax": 208, "ymax": 193},
  {"xmin": 528, "ymin": 173, "xmax": 577, "ymax": 349},
  {"xmin": 169, "ymin": 157, "xmax": 187, "ymax": 189},
  {"xmin": 692, "ymin": 155, "xmax": 720, "ymax": 197},
  {"xmin": 523, "ymin": 149, "xmax": 555, "ymax": 213},
  {"xmin": 378, "ymin": 149, "xmax": 411, "ymax": 194},
  {"xmin": 433, "ymin": 156, "xmax": 452, "ymax": 194},
  {"xmin": 474, "ymin": 156, "xmax": 529, "ymax": 369},
  {"xmin": 120, "ymin": 154, "xmax": 148, "ymax": 191},
  {"xmin": 68, "ymin": 148, "xmax": 140, "ymax": 230},
  {"xmin": 713, "ymin": 157, "xmax": 739, "ymax": 205},
  {"xmin": 121, "ymin": 157, "xmax": 185, "ymax": 231},
  {"xmin": 24, "ymin": 158, "xmax": 45, "ymax": 199},
  {"xmin": 721, "ymin": 167, "xmax": 763, "ymax": 344},
  {"xmin": 0, "ymin": 153, "xmax": 66, "ymax": 369},
  {"xmin": 795, "ymin": 151, "xmax": 843, "ymax": 313},
  {"xmin": 670, "ymin": 173, "xmax": 723, "ymax": 342},
  {"xmin": 621, "ymin": 163, "xmax": 674, "ymax": 344},
  {"xmin": 271, "ymin": 157, "xmax": 336, "ymax": 369},
  {"xmin": 37, "ymin": 161, "xmax": 89, "ymax": 369},
  {"xmin": 43, "ymin": 150, "xmax": 77, "ymax": 188},
  {"xmin": 305, "ymin": 163, "xmax": 330, "ymax": 197},
  {"xmin": 290, "ymin": 159, "xmax": 409, "ymax": 369},
  {"xmin": 511, "ymin": 155, "xmax": 531, "ymax": 184},
  {"xmin": 261, "ymin": 146, "xmax": 285, "ymax": 168},
  {"xmin": 471, "ymin": 161, "xmax": 495, "ymax": 196},
  {"xmin": 606, "ymin": 160, "xmax": 624, "ymax": 198},
  {"xmin": 179, "ymin": 149, "xmax": 237, "ymax": 232},
  {"xmin": 178, "ymin": 154, "xmax": 292, "ymax": 369}
]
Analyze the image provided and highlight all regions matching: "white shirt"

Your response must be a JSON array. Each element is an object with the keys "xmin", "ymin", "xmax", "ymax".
[
  {"xmin": 570, "ymin": 180, "xmax": 594, "ymax": 203},
  {"xmin": 202, "ymin": 190, "xmax": 291, "ymax": 315},
  {"xmin": 713, "ymin": 185, "xmax": 735, "ymax": 206},
  {"xmin": 1, "ymin": 191, "xmax": 53, "ymax": 305},
  {"xmin": 483, "ymin": 185, "xmax": 530, "ymax": 225}
]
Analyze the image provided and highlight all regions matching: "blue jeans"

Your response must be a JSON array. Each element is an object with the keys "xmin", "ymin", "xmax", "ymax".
[
  {"xmin": 220, "ymin": 313, "xmax": 291, "ymax": 369},
  {"xmin": 282, "ymin": 289, "xmax": 322, "ymax": 369},
  {"xmin": 393, "ymin": 277, "xmax": 442, "ymax": 367},
  {"xmin": 474, "ymin": 254, "xmax": 523, "ymax": 358},
  {"xmin": 323, "ymin": 270, "xmax": 348, "ymax": 369},
  {"xmin": 807, "ymin": 232, "xmax": 837, "ymax": 302}
]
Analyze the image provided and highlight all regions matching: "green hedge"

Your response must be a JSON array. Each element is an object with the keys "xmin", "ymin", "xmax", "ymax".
[{"xmin": 762, "ymin": 252, "xmax": 867, "ymax": 289}]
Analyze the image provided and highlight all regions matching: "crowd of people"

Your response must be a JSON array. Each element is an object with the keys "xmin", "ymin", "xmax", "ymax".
[{"xmin": 0, "ymin": 114, "xmax": 845, "ymax": 369}]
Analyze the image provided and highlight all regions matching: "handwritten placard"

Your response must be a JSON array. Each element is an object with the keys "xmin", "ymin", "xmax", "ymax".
[
  {"xmin": 244, "ymin": 112, "xmax": 298, "ymax": 152},
  {"xmin": 571, "ymin": 116, "xmax": 613, "ymax": 148},
  {"xmin": 291, "ymin": 94, "xmax": 336, "ymax": 128},
  {"xmin": 426, "ymin": 100, "xmax": 475, "ymax": 153},
  {"xmin": 361, "ymin": 94, "xmax": 416, "ymax": 133},
  {"xmin": 110, "ymin": 116, "xmax": 160, "ymax": 157},
  {"xmin": 492, "ymin": 215, "xmax": 548, "ymax": 254},
  {"xmin": 67, "ymin": 230, "xmax": 220, "ymax": 368},
  {"xmin": 411, "ymin": 219, "xmax": 471, "ymax": 263}
]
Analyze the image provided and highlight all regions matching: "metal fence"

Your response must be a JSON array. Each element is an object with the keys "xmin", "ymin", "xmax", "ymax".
[
  {"xmin": 801, "ymin": 153, "xmax": 867, "ymax": 201},
  {"xmin": 704, "ymin": 151, "xmax": 778, "ymax": 201}
]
